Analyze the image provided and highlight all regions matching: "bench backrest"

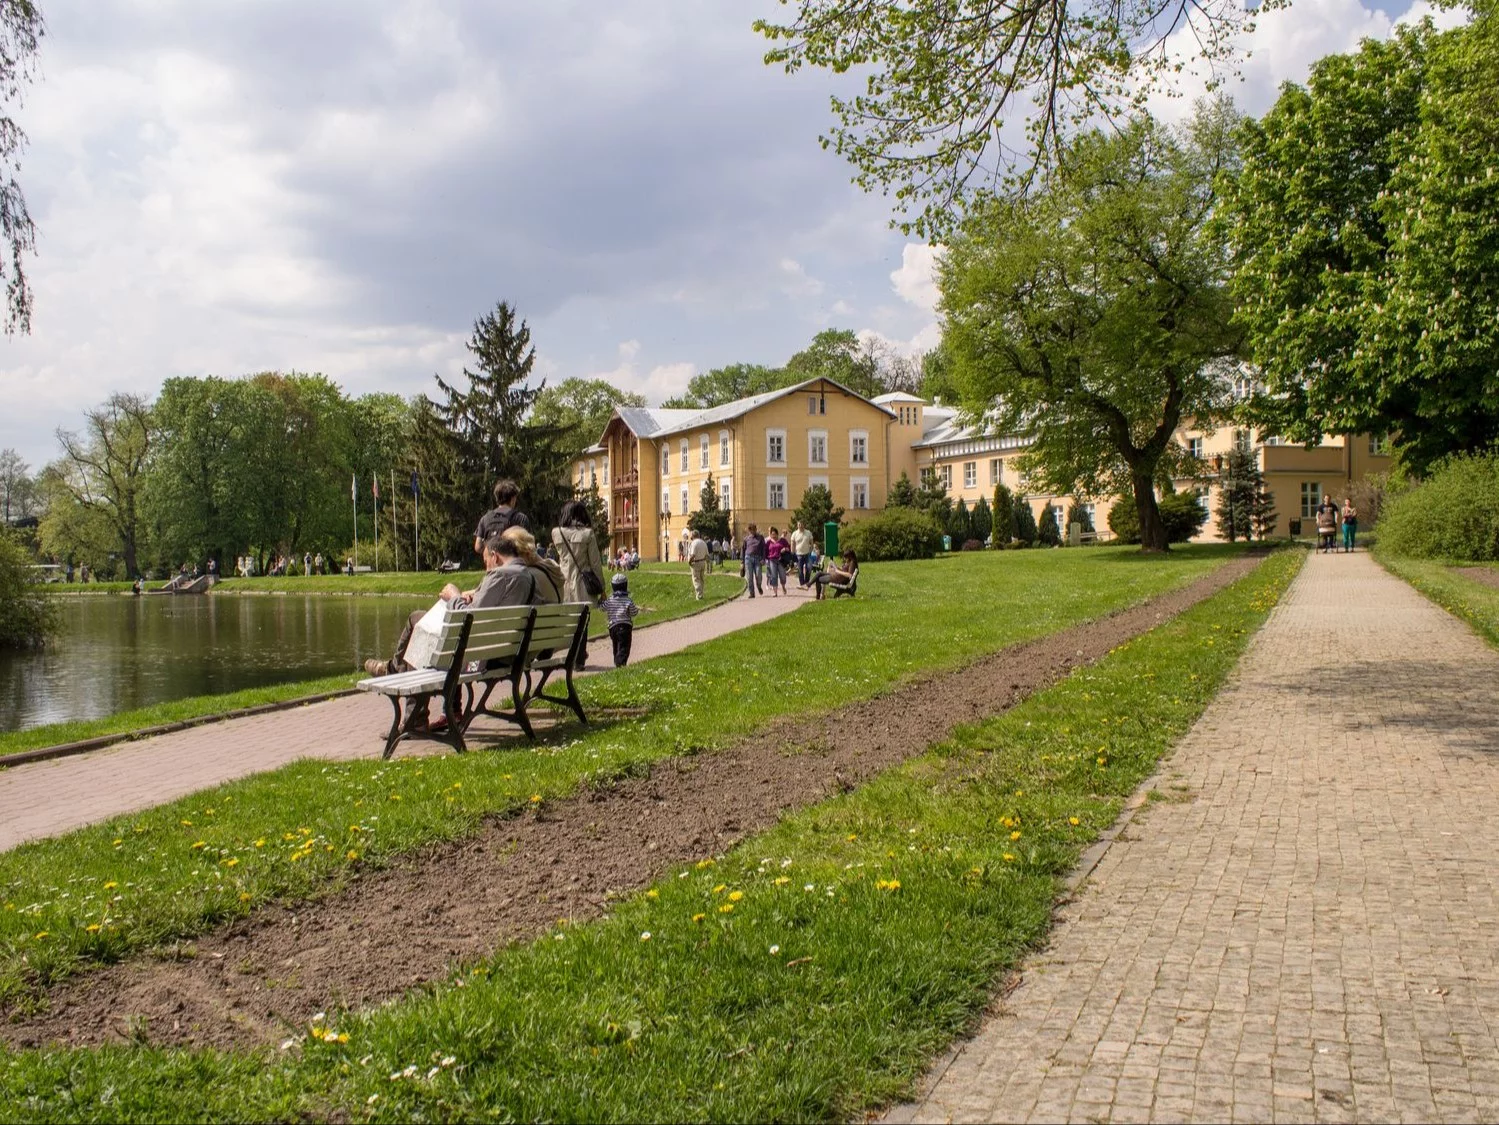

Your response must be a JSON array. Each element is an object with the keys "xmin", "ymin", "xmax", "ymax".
[
  {"xmin": 425, "ymin": 602, "xmax": 591, "ymax": 672},
  {"xmin": 527, "ymin": 603, "xmax": 591, "ymax": 663}
]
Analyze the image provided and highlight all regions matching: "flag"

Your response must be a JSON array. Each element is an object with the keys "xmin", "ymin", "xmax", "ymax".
[
  {"xmin": 372, "ymin": 477, "xmax": 379, "ymax": 500},
  {"xmin": 351, "ymin": 474, "xmax": 356, "ymax": 501},
  {"xmin": 410, "ymin": 470, "xmax": 420, "ymax": 497}
]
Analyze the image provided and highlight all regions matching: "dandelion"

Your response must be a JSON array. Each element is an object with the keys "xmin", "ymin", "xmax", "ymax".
[
  {"xmin": 529, "ymin": 794, "xmax": 543, "ymax": 804},
  {"xmin": 695, "ymin": 858, "xmax": 716, "ymax": 870},
  {"xmin": 254, "ymin": 838, "xmax": 266, "ymax": 848},
  {"xmin": 34, "ymin": 931, "xmax": 46, "ymax": 939},
  {"xmin": 112, "ymin": 839, "xmax": 123, "ymax": 846},
  {"xmin": 718, "ymin": 903, "xmax": 735, "ymax": 914},
  {"xmin": 875, "ymin": 879, "xmax": 901, "ymax": 892},
  {"xmin": 712, "ymin": 884, "xmax": 727, "ymax": 895},
  {"xmin": 728, "ymin": 890, "xmax": 744, "ymax": 902},
  {"xmin": 1009, "ymin": 830, "xmax": 1022, "ymax": 840},
  {"xmin": 769, "ymin": 944, "xmax": 781, "ymax": 955},
  {"xmin": 692, "ymin": 913, "xmax": 706, "ymax": 923},
  {"xmin": 1069, "ymin": 817, "xmax": 1081, "ymax": 826},
  {"xmin": 223, "ymin": 858, "xmax": 239, "ymax": 868},
  {"xmin": 103, "ymin": 881, "xmax": 118, "ymax": 891},
  {"xmin": 646, "ymin": 889, "xmax": 659, "ymax": 899},
  {"xmin": 85, "ymin": 923, "xmax": 101, "ymax": 933},
  {"xmin": 847, "ymin": 833, "xmax": 858, "ymax": 841},
  {"xmin": 773, "ymin": 876, "xmax": 791, "ymax": 886},
  {"xmin": 347, "ymin": 850, "xmax": 359, "ymax": 861},
  {"xmin": 191, "ymin": 841, "xmax": 207, "ymax": 850},
  {"xmin": 1003, "ymin": 853, "xmax": 1016, "ymax": 862},
  {"xmin": 240, "ymin": 892, "xmax": 252, "ymax": 901},
  {"xmin": 640, "ymin": 931, "xmax": 652, "ymax": 942}
]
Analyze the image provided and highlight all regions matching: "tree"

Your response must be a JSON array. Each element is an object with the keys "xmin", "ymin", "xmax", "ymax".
[
  {"xmin": 919, "ymin": 345, "xmax": 962, "ymax": 405},
  {"xmin": 662, "ymin": 363, "xmax": 790, "ymax": 409},
  {"xmin": 1108, "ymin": 496, "xmax": 1141, "ymax": 544},
  {"xmin": 1214, "ymin": 448, "xmax": 1258, "ymax": 542},
  {"xmin": 0, "ymin": 2, "xmax": 41, "ymax": 334},
  {"xmin": 791, "ymin": 483, "xmax": 844, "ymax": 535},
  {"xmin": 755, "ymin": 0, "xmax": 1256, "ymax": 237},
  {"xmin": 991, "ymin": 483, "xmax": 1016, "ymax": 544},
  {"xmin": 581, "ymin": 484, "xmax": 612, "ymax": 553},
  {"xmin": 1250, "ymin": 475, "xmax": 1278, "ymax": 541},
  {"xmin": 887, "ymin": 470, "xmax": 917, "ymax": 508},
  {"xmin": 0, "ymin": 446, "xmax": 35, "ymax": 523},
  {"xmin": 0, "ymin": 527, "xmax": 54, "ymax": 647},
  {"xmin": 915, "ymin": 468, "xmax": 952, "ymax": 526},
  {"xmin": 947, "ymin": 497, "xmax": 972, "ymax": 543},
  {"xmin": 688, "ymin": 472, "xmax": 731, "ymax": 543},
  {"xmin": 1225, "ymin": 14, "xmax": 1499, "ymax": 473},
  {"xmin": 53, "ymin": 393, "xmax": 154, "ymax": 576},
  {"xmin": 1066, "ymin": 500, "xmax": 1094, "ymax": 535},
  {"xmin": 531, "ymin": 377, "xmax": 646, "ymax": 450},
  {"xmin": 940, "ymin": 104, "xmax": 1241, "ymax": 552},
  {"xmin": 971, "ymin": 496, "xmax": 993, "ymax": 544},
  {"xmin": 1159, "ymin": 490, "xmax": 1210, "ymax": 542},
  {"xmin": 1013, "ymin": 494, "xmax": 1038, "ymax": 546},
  {"xmin": 1037, "ymin": 502, "xmax": 1062, "ymax": 546}
]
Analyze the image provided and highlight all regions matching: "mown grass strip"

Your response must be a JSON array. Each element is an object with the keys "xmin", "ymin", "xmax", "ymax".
[
  {"xmin": 1376, "ymin": 552, "xmax": 1499, "ymax": 651},
  {"xmin": 0, "ymin": 550, "xmax": 1300, "ymax": 1123},
  {"xmin": 0, "ymin": 547, "xmax": 1238, "ymax": 1008},
  {"xmin": 2, "ymin": 570, "xmax": 742, "ymax": 758}
]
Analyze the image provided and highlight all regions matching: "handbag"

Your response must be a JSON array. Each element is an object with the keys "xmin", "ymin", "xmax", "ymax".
[{"xmin": 558, "ymin": 531, "xmax": 605, "ymax": 599}]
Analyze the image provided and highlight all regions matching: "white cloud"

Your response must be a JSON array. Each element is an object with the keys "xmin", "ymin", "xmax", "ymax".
[
  {"xmin": 778, "ymin": 257, "xmax": 825, "ymax": 299},
  {"xmin": 889, "ymin": 243, "xmax": 942, "ymax": 312}
]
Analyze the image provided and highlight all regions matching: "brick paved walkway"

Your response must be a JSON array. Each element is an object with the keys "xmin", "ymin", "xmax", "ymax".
[
  {"xmin": 892, "ymin": 550, "xmax": 1499, "ymax": 1124},
  {"xmin": 0, "ymin": 584, "xmax": 808, "ymax": 852}
]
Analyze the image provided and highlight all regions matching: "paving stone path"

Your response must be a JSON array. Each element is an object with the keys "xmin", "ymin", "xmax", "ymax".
[
  {"xmin": 0, "ymin": 583, "xmax": 809, "ymax": 852},
  {"xmin": 893, "ymin": 550, "xmax": 1499, "ymax": 1124}
]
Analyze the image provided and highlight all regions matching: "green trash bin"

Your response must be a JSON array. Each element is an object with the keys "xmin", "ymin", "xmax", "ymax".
[{"xmin": 823, "ymin": 521, "xmax": 839, "ymax": 559}]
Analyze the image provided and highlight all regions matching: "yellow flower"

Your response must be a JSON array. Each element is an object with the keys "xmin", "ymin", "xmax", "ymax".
[
  {"xmin": 712, "ymin": 883, "xmax": 726, "ymax": 895},
  {"xmin": 846, "ymin": 833, "xmax": 858, "ymax": 841},
  {"xmin": 727, "ymin": 890, "xmax": 744, "ymax": 902},
  {"xmin": 875, "ymin": 879, "xmax": 901, "ymax": 892},
  {"xmin": 240, "ymin": 892, "xmax": 252, "ymax": 901},
  {"xmin": 1003, "ymin": 853, "xmax": 1016, "ymax": 862},
  {"xmin": 1009, "ymin": 831, "xmax": 1022, "ymax": 841},
  {"xmin": 180, "ymin": 819, "xmax": 193, "ymax": 827},
  {"xmin": 692, "ymin": 913, "xmax": 706, "ymax": 923},
  {"xmin": 102, "ymin": 881, "xmax": 118, "ymax": 890},
  {"xmin": 33, "ymin": 931, "xmax": 47, "ymax": 939},
  {"xmin": 645, "ymin": 889, "xmax": 659, "ymax": 899},
  {"xmin": 112, "ymin": 838, "xmax": 123, "ymax": 846},
  {"xmin": 718, "ymin": 903, "xmax": 734, "ymax": 914},
  {"xmin": 223, "ymin": 857, "xmax": 239, "ymax": 868},
  {"xmin": 85, "ymin": 923, "xmax": 101, "ymax": 933},
  {"xmin": 347, "ymin": 850, "xmax": 359, "ymax": 861},
  {"xmin": 1069, "ymin": 817, "xmax": 1081, "ymax": 826},
  {"xmin": 348, "ymin": 825, "xmax": 361, "ymax": 833},
  {"xmin": 254, "ymin": 838, "xmax": 266, "ymax": 848},
  {"xmin": 695, "ymin": 858, "xmax": 716, "ymax": 870},
  {"xmin": 773, "ymin": 876, "xmax": 791, "ymax": 886},
  {"xmin": 191, "ymin": 840, "xmax": 206, "ymax": 849},
  {"xmin": 529, "ymin": 794, "xmax": 542, "ymax": 803}
]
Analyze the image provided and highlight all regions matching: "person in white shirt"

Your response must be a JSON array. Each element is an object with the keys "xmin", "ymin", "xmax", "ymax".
[
  {"xmin": 688, "ymin": 528, "xmax": 710, "ymax": 599},
  {"xmin": 790, "ymin": 521, "xmax": 816, "ymax": 588}
]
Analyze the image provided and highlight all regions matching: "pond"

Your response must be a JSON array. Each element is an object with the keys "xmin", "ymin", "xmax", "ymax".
[{"xmin": 1, "ymin": 593, "xmax": 432, "ymax": 733}]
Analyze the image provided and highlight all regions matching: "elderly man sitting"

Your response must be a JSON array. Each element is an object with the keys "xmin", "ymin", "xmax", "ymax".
[{"xmin": 363, "ymin": 532, "xmax": 540, "ymax": 730}]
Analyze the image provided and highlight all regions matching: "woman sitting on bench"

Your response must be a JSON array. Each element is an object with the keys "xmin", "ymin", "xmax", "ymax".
[{"xmin": 814, "ymin": 549, "xmax": 858, "ymax": 600}]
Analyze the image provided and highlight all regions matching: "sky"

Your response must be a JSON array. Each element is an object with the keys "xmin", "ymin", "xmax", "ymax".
[{"xmin": 0, "ymin": 0, "xmax": 1470, "ymax": 469}]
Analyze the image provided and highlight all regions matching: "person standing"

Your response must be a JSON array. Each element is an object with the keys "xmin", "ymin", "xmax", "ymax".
[
  {"xmin": 765, "ymin": 527, "xmax": 786, "ymax": 597},
  {"xmin": 600, "ymin": 573, "xmax": 640, "ymax": 666},
  {"xmin": 1341, "ymin": 497, "xmax": 1359, "ymax": 553},
  {"xmin": 791, "ymin": 521, "xmax": 815, "ymax": 588},
  {"xmin": 688, "ymin": 527, "xmax": 710, "ymax": 600},
  {"xmin": 303, "ymin": 551, "xmax": 312, "ymax": 576},
  {"xmin": 552, "ymin": 498, "xmax": 606, "ymax": 670},
  {"xmin": 473, "ymin": 479, "xmax": 531, "ymax": 555},
  {"xmin": 742, "ymin": 523, "xmax": 766, "ymax": 598},
  {"xmin": 1315, "ymin": 496, "xmax": 1340, "ymax": 554}
]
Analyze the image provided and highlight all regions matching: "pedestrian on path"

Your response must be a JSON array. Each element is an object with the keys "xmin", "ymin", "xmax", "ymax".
[
  {"xmin": 553, "ymin": 499, "xmax": 607, "ymax": 670},
  {"xmin": 688, "ymin": 528, "xmax": 709, "ymax": 599},
  {"xmin": 1342, "ymin": 497, "xmax": 1359, "ymax": 552},
  {"xmin": 742, "ymin": 524, "xmax": 766, "ymax": 598},
  {"xmin": 765, "ymin": 527, "xmax": 786, "ymax": 597},
  {"xmin": 600, "ymin": 573, "xmax": 639, "ymax": 666},
  {"xmin": 473, "ymin": 479, "xmax": 531, "ymax": 556},
  {"xmin": 1315, "ymin": 496, "xmax": 1340, "ymax": 553},
  {"xmin": 791, "ymin": 521, "xmax": 815, "ymax": 588}
]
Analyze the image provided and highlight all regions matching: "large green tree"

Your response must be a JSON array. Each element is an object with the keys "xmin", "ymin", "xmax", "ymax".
[
  {"xmin": 939, "ymin": 104, "xmax": 1241, "ymax": 552},
  {"xmin": 530, "ymin": 377, "xmax": 646, "ymax": 450},
  {"xmin": 0, "ymin": 447, "xmax": 36, "ymax": 523},
  {"xmin": 662, "ymin": 363, "xmax": 791, "ymax": 410},
  {"xmin": 0, "ymin": 1, "xmax": 41, "ymax": 333},
  {"xmin": 1225, "ymin": 9, "xmax": 1499, "ymax": 472},
  {"xmin": 755, "ymin": 0, "xmax": 1260, "ymax": 236},
  {"xmin": 51, "ymin": 393, "xmax": 154, "ymax": 576}
]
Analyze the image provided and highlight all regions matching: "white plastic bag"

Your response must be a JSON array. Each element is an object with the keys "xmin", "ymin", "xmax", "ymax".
[{"xmin": 401, "ymin": 600, "xmax": 450, "ymax": 670}]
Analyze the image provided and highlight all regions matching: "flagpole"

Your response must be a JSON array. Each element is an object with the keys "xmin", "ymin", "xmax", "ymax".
[
  {"xmin": 391, "ymin": 469, "xmax": 398, "ymax": 572},
  {"xmin": 373, "ymin": 479, "xmax": 380, "ymax": 573},
  {"xmin": 352, "ymin": 474, "xmax": 358, "ymax": 573},
  {"xmin": 412, "ymin": 471, "xmax": 421, "ymax": 572}
]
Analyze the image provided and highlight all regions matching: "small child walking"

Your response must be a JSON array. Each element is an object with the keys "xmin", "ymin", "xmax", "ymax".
[{"xmin": 600, "ymin": 572, "xmax": 640, "ymax": 667}]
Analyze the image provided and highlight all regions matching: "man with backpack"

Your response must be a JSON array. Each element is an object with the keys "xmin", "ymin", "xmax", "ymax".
[{"xmin": 473, "ymin": 479, "xmax": 531, "ymax": 555}]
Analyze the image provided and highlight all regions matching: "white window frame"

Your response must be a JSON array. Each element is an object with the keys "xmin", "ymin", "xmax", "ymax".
[
  {"xmin": 661, "ymin": 488, "xmax": 670, "ymax": 517},
  {"xmin": 807, "ymin": 474, "xmax": 829, "ymax": 496},
  {"xmin": 851, "ymin": 476, "xmax": 870, "ymax": 510},
  {"xmin": 1195, "ymin": 487, "xmax": 1211, "ymax": 514},
  {"xmin": 588, "ymin": 459, "xmax": 597, "ymax": 490},
  {"xmin": 680, "ymin": 484, "xmax": 690, "ymax": 516},
  {"xmin": 808, "ymin": 429, "xmax": 828, "ymax": 468},
  {"xmin": 767, "ymin": 475, "xmax": 787, "ymax": 510},
  {"xmin": 660, "ymin": 443, "xmax": 670, "ymax": 476},
  {"xmin": 1300, "ymin": 482, "xmax": 1322, "ymax": 519},
  {"xmin": 1082, "ymin": 503, "xmax": 1096, "ymax": 529},
  {"xmin": 1369, "ymin": 434, "xmax": 1390, "ymax": 456},
  {"xmin": 719, "ymin": 478, "xmax": 732, "ymax": 510},
  {"xmin": 990, "ymin": 458, "xmax": 1001, "ymax": 486},
  {"xmin": 939, "ymin": 464, "xmax": 952, "ymax": 491},
  {"xmin": 849, "ymin": 429, "xmax": 869, "ymax": 466},
  {"xmin": 700, "ymin": 433, "xmax": 710, "ymax": 469},
  {"xmin": 1233, "ymin": 429, "xmax": 1251, "ymax": 454},
  {"xmin": 679, "ymin": 438, "xmax": 689, "ymax": 473},
  {"xmin": 963, "ymin": 461, "xmax": 977, "ymax": 489},
  {"xmin": 719, "ymin": 429, "xmax": 731, "ymax": 467},
  {"xmin": 766, "ymin": 428, "xmax": 787, "ymax": 466},
  {"xmin": 1187, "ymin": 437, "xmax": 1204, "ymax": 459}
]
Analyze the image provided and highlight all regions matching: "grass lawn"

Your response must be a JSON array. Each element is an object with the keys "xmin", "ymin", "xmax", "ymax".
[
  {"xmin": 1377, "ymin": 551, "xmax": 1499, "ymax": 650},
  {"xmin": 0, "ymin": 549, "xmax": 1301, "ymax": 1123},
  {"xmin": 0, "ymin": 545, "xmax": 1242, "ymax": 1009},
  {"xmin": 1, "ymin": 569, "xmax": 742, "ymax": 759}
]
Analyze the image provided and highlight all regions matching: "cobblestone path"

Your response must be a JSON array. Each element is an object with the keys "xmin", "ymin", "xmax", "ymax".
[{"xmin": 892, "ymin": 550, "xmax": 1499, "ymax": 1124}]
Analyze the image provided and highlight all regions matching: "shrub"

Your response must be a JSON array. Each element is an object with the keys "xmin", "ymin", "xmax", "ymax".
[
  {"xmin": 1037, "ymin": 504, "xmax": 1062, "ymax": 546},
  {"xmin": 1159, "ymin": 490, "xmax": 1210, "ymax": 543},
  {"xmin": 961, "ymin": 538, "xmax": 985, "ymax": 551},
  {"xmin": 1012, "ymin": 495, "xmax": 1038, "ymax": 545},
  {"xmin": 1108, "ymin": 497, "xmax": 1140, "ymax": 544},
  {"xmin": 841, "ymin": 508, "xmax": 945, "ymax": 561},
  {"xmin": 0, "ymin": 530, "xmax": 57, "ymax": 648},
  {"xmin": 991, "ymin": 484, "xmax": 1016, "ymax": 543},
  {"xmin": 1378, "ymin": 450, "xmax": 1499, "ymax": 561}
]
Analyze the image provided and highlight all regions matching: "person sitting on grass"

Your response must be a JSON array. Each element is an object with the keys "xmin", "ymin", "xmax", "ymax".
[
  {"xmin": 813, "ymin": 549, "xmax": 859, "ymax": 600},
  {"xmin": 363, "ymin": 532, "xmax": 540, "ymax": 731},
  {"xmin": 600, "ymin": 572, "xmax": 640, "ymax": 667}
]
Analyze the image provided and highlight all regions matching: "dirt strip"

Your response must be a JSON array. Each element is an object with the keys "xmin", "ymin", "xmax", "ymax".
[
  {"xmin": 4, "ymin": 557, "xmax": 1260, "ymax": 1051},
  {"xmin": 1455, "ymin": 566, "xmax": 1499, "ymax": 591}
]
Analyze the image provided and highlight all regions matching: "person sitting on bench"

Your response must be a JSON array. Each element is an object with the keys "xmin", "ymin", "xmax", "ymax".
[
  {"xmin": 363, "ymin": 533, "xmax": 539, "ymax": 730},
  {"xmin": 814, "ymin": 549, "xmax": 859, "ymax": 600}
]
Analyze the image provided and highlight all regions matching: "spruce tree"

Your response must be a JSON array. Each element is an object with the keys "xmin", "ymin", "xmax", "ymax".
[
  {"xmin": 992, "ymin": 483, "xmax": 1016, "ymax": 544},
  {"xmin": 887, "ymin": 470, "xmax": 917, "ymax": 508},
  {"xmin": 791, "ymin": 483, "xmax": 844, "ymax": 533},
  {"xmin": 947, "ymin": 497, "xmax": 971, "ymax": 543},
  {"xmin": 1251, "ymin": 474, "xmax": 1279, "ymax": 540},
  {"xmin": 916, "ymin": 469, "xmax": 952, "ymax": 527},
  {"xmin": 688, "ymin": 472, "xmax": 732, "ymax": 543},
  {"xmin": 1066, "ymin": 500, "xmax": 1094, "ymax": 534},
  {"xmin": 1037, "ymin": 502, "xmax": 1062, "ymax": 546},
  {"xmin": 1013, "ymin": 494, "xmax": 1038, "ymax": 545},
  {"xmin": 1214, "ymin": 449, "xmax": 1256, "ymax": 542},
  {"xmin": 971, "ymin": 496, "xmax": 993, "ymax": 544}
]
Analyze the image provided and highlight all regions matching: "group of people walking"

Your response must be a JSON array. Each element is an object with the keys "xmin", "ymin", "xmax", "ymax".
[
  {"xmin": 721, "ymin": 520, "xmax": 858, "ymax": 602},
  {"xmin": 1314, "ymin": 495, "xmax": 1359, "ymax": 554}
]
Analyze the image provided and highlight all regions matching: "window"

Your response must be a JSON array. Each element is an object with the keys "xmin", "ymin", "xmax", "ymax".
[
  {"xmin": 1187, "ymin": 437, "xmax": 1204, "ymax": 459},
  {"xmin": 766, "ymin": 429, "xmax": 786, "ymax": 465},
  {"xmin": 963, "ymin": 461, "xmax": 977, "ymax": 488},
  {"xmin": 1300, "ymin": 482, "xmax": 1322, "ymax": 518},
  {"xmin": 662, "ymin": 488, "xmax": 670, "ymax": 517},
  {"xmin": 808, "ymin": 430, "xmax": 828, "ymax": 467},
  {"xmin": 700, "ymin": 433, "xmax": 710, "ymax": 469},
  {"xmin": 808, "ymin": 395, "xmax": 825, "ymax": 415},
  {"xmin": 680, "ymin": 438, "xmax": 689, "ymax": 472},
  {"xmin": 939, "ymin": 464, "xmax": 952, "ymax": 491},
  {"xmin": 1082, "ymin": 503, "xmax": 1096, "ymax": 529},
  {"xmin": 719, "ymin": 430, "xmax": 730, "ymax": 466},
  {"xmin": 768, "ymin": 477, "xmax": 787, "ymax": 509},
  {"xmin": 1262, "ymin": 433, "xmax": 1286, "ymax": 446},
  {"xmin": 660, "ymin": 444, "xmax": 669, "ymax": 476},
  {"xmin": 990, "ymin": 458, "xmax": 1002, "ymax": 485},
  {"xmin": 1196, "ymin": 487, "xmax": 1211, "ymax": 514},
  {"xmin": 1369, "ymin": 434, "xmax": 1390, "ymax": 456},
  {"xmin": 680, "ymin": 484, "xmax": 690, "ymax": 516},
  {"xmin": 588, "ymin": 459, "xmax": 597, "ymax": 490},
  {"xmin": 851, "ymin": 478, "xmax": 869, "ymax": 510},
  {"xmin": 808, "ymin": 474, "xmax": 829, "ymax": 496},
  {"xmin": 720, "ymin": 479, "xmax": 732, "ymax": 510},
  {"xmin": 1233, "ymin": 429, "xmax": 1251, "ymax": 454},
  {"xmin": 849, "ymin": 430, "xmax": 869, "ymax": 465},
  {"xmin": 1051, "ymin": 505, "xmax": 1066, "ymax": 534}
]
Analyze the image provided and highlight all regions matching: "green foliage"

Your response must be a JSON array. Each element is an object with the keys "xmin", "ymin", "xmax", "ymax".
[
  {"xmin": 887, "ymin": 471, "xmax": 917, "ymax": 508},
  {"xmin": 1109, "ymin": 496, "xmax": 1141, "ymax": 544},
  {"xmin": 1377, "ymin": 450, "xmax": 1499, "ymax": 561},
  {"xmin": 919, "ymin": 345, "xmax": 962, "ymax": 404},
  {"xmin": 790, "ymin": 483, "xmax": 843, "ymax": 536},
  {"xmin": 940, "ymin": 103, "xmax": 1240, "ymax": 551},
  {"xmin": 661, "ymin": 363, "xmax": 791, "ymax": 410},
  {"xmin": 1158, "ymin": 490, "xmax": 1210, "ymax": 543},
  {"xmin": 0, "ymin": 1, "xmax": 41, "ymax": 333},
  {"xmin": 1012, "ymin": 495, "xmax": 1038, "ymax": 546},
  {"xmin": 1065, "ymin": 501, "xmax": 1094, "ymax": 535},
  {"xmin": 530, "ymin": 378, "xmax": 646, "ymax": 449},
  {"xmin": 991, "ymin": 483, "xmax": 1016, "ymax": 544},
  {"xmin": 947, "ymin": 498, "xmax": 972, "ymax": 543},
  {"xmin": 0, "ymin": 528, "xmax": 54, "ymax": 648},
  {"xmin": 1037, "ymin": 502, "xmax": 1062, "ymax": 547},
  {"xmin": 841, "ymin": 507, "xmax": 944, "ymax": 560},
  {"xmin": 970, "ymin": 497, "xmax": 993, "ymax": 544},
  {"xmin": 1251, "ymin": 477, "xmax": 1279, "ymax": 541},
  {"xmin": 754, "ymin": 0, "xmax": 1255, "ymax": 239},
  {"xmin": 688, "ymin": 473, "xmax": 732, "ymax": 543},
  {"xmin": 786, "ymin": 328, "xmax": 885, "ymax": 399},
  {"xmin": 48, "ymin": 393, "xmax": 155, "ymax": 577},
  {"xmin": 1226, "ymin": 13, "xmax": 1499, "ymax": 473},
  {"xmin": 581, "ymin": 485, "xmax": 612, "ymax": 553},
  {"xmin": 1214, "ymin": 449, "xmax": 1259, "ymax": 542},
  {"xmin": 915, "ymin": 469, "xmax": 952, "ymax": 526}
]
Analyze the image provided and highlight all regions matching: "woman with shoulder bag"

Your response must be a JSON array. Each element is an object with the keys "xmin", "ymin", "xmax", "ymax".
[{"xmin": 552, "ymin": 499, "xmax": 607, "ymax": 669}]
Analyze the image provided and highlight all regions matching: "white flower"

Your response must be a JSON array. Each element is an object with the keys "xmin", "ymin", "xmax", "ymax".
[
  {"xmin": 640, "ymin": 931, "xmax": 652, "ymax": 942},
  {"xmin": 769, "ymin": 945, "xmax": 781, "ymax": 955},
  {"xmin": 804, "ymin": 884, "xmax": 815, "ymax": 892}
]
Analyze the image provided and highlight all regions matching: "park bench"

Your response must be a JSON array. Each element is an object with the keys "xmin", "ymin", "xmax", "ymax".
[
  {"xmin": 356, "ymin": 602, "xmax": 591, "ymax": 759},
  {"xmin": 830, "ymin": 568, "xmax": 858, "ymax": 598}
]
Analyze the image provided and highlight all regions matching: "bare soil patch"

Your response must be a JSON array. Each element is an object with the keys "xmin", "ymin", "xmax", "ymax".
[
  {"xmin": 4, "ymin": 558, "xmax": 1260, "ymax": 1050},
  {"xmin": 1455, "ymin": 566, "xmax": 1499, "ymax": 591}
]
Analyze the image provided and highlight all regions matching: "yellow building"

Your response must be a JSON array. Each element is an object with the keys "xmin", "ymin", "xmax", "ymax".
[
  {"xmin": 594, "ymin": 377, "xmax": 895, "ymax": 561},
  {"xmin": 579, "ymin": 372, "xmax": 1392, "ymax": 555}
]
